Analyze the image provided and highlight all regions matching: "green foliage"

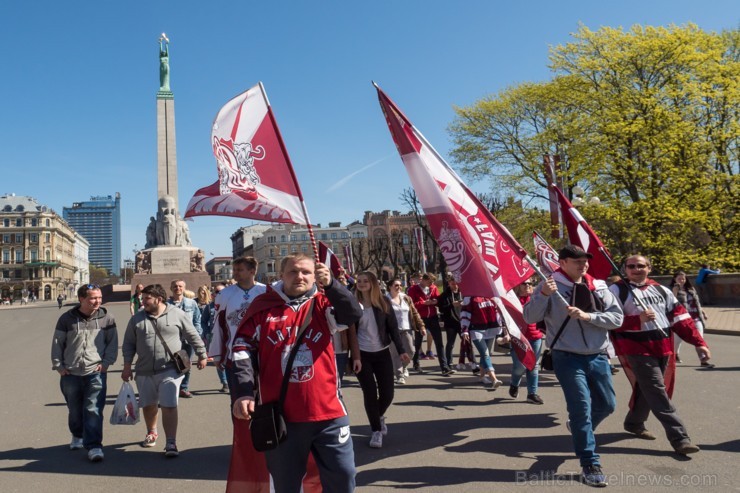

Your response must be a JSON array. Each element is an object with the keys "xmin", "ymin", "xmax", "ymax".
[{"xmin": 450, "ymin": 24, "xmax": 739, "ymax": 273}]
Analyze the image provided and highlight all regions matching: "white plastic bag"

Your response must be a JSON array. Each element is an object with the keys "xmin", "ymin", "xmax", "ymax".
[{"xmin": 110, "ymin": 381, "xmax": 140, "ymax": 425}]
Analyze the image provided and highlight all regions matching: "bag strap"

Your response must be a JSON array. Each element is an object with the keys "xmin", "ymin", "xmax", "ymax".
[
  {"xmin": 276, "ymin": 298, "xmax": 315, "ymax": 410},
  {"xmin": 549, "ymin": 313, "xmax": 570, "ymax": 350},
  {"xmin": 150, "ymin": 317, "xmax": 177, "ymax": 362}
]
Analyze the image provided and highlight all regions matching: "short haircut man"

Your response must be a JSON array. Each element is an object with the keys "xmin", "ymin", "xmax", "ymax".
[
  {"xmin": 167, "ymin": 279, "xmax": 202, "ymax": 398},
  {"xmin": 51, "ymin": 283, "xmax": 118, "ymax": 462},
  {"xmin": 121, "ymin": 284, "xmax": 207, "ymax": 457},
  {"xmin": 609, "ymin": 254, "xmax": 711, "ymax": 455},
  {"xmin": 231, "ymin": 254, "xmax": 363, "ymax": 492}
]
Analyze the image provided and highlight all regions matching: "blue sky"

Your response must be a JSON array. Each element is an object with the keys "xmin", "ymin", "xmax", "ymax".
[{"xmin": 0, "ymin": 1, "xmax": 735, "ymax": 262}]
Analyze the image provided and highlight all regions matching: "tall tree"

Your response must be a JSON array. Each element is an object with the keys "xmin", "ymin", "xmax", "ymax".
[{"xmin": 450, "ymin": 24, "xmax": 739, "ymax": 273}]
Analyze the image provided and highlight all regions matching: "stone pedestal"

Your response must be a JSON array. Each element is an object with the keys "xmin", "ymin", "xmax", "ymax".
[{"xmin": 132, "ymin": 246, "xmax": 211, "ymax": 294}]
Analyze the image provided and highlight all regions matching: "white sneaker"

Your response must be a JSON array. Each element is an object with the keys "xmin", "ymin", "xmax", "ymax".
[
  {"xmin": 455, "ymin": 363, "xmax": 465, "ymax": 371},
  {"xmin": 369, "ymin": 431, "xmax": 383, "ymax": 448},
  {"xmin": 70, "ymin": 437, "xmax": 84, "ymax": 450},
  {"xmin": 88, "ymin": 448, "xmax": 104, "ymax": 462},
  {"xmin": 397, "ymin": 377, "xmax": 406, "ymax": 385},
  {"xmin": 403, "ymin": 368, "xmax": 410, "ymax": 378},
  {"xmin": 380, "ymin": 415, "xmax": 388, "ymax": 435}
]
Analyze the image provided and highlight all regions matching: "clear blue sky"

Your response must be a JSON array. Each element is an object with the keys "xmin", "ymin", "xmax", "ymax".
[{"xmin": 0, "ymin": 1, "xmax": 735, "ymax": 262}]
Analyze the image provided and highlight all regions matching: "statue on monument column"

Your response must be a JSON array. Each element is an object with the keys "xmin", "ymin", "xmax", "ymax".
[
  {"xmin": 145, "ymin": 217, "xmax": 157, "ymax": 249},
  {"xmin": 159, "ymin": 33, "xmax": 170, "ymax": 92}
]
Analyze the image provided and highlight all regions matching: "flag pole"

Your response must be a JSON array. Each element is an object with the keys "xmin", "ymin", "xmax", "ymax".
[{"xmin": 258, "ymin": 82, "xmax": 319, "ymax": 260}]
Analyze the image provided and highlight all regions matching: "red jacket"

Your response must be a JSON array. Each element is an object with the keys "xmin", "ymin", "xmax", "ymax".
[{"xmin": 407, "ymin": 284, "xmax": 439, "ymax": 319}]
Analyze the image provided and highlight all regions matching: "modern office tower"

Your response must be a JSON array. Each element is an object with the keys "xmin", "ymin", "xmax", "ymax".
[{"xmin": 63, "ymin": 193, "xmax": 122, "ymax": 275}]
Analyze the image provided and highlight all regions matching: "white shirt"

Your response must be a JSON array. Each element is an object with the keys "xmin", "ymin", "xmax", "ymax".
[{"xmin": 208, "ymin": 282, "xmax": 267, "ymax": 361}]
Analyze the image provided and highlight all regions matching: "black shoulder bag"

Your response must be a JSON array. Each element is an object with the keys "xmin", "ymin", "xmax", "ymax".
[{"xmin": 250, "ymin": 299, "xmax": 314, "ymax": 452}]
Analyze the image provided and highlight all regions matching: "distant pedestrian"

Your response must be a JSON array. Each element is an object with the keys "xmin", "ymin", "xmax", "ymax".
[
  {"xmin": 167, "ymin": 279, "xmax": 202, "ymax": 398},
  {"xmin": 57, "ymin": 294, "xmax": 64, "ymax": 309},
  {"xmin": 129, "ymin": 283, "xmax": 144, "ymax": 316},
  {"xmin": 670, "ymin": 271, "xmax": 711, "ymax": 366},
  {"xmin": 510, "ymin": 279, "xmax": 545, "ymax": 404},
  {"xmin": 51, "ymin": 284, "xmax": 118, "ymax": 462},
  {"xmin": 695, "ymin": 264, "xmax": 720, "ymax": 305}
]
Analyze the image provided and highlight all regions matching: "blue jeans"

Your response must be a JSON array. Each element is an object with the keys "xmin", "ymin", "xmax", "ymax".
[
  {"xmin": 510, "ymin": 338, "xmax": 543, "ymax": 395},
  {"xmin": 180, "ymin": 342, "xmax": 194, "ymax": 391},
  {"xmin": 60, "ymin": 372, "xmax": 107, "ymax": 450},
  {"xmin": 471, "ymin": 336, "xmax": 494, "ymax": 371},
  {"xmin": 552, "ymin": 350, "xmax": 616, "ymax": 467}
]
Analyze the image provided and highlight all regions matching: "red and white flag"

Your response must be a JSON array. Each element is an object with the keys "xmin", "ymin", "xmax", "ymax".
[
  {"xmin": 343, "ymin": 243, "xmax": 354, "ymax": 273},
  {"xmin": 413, "ymin": 226, "xmax": 427, "ymax": 273},
  {"xmin": 532, "ymin": 230, "xmax": 560, "ymax": 277},
  {"xmin": 185, "ymin": 83, "xmax": 309, "ymax": 225},
  {"xmin": 552, "ymin": 185, "xmax": 614, "ymax": 280},
  {"xmin": 318, "ymin": 241, "xmax": 343, "ymax": 278},
  {"xmin": 375, "ymin": 83, "xmax": 536, "ymax": 370}
]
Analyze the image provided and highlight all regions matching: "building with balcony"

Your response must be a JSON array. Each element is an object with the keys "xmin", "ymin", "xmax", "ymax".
[
  {"xmin": 63, "ymin": 193, "xmax": 121, "ymax": 275},
  {"xmin": 250, "ymin": 222, "xmax": 367, "ymax": 282},
  {"xmin": 206, "ymin": 256, "xmax": 233, "ymax": 284},
  {"xmin": 230, "ymin": 224, "xmax": 274, "ymax": 258},
  {"xmin": 0, "ymin": 194, "xmax": 81, "ymax": 301}
]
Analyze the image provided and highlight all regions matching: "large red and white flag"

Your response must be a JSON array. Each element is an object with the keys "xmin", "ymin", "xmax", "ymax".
[
  {"xmin": 375, "ymin": 84, "xmax": 536, "ymax": 370},
  {"xmin": 532, "ymin": 230, "xmax": 560, "ymax": 277},
  {"xmin": 185, "ymin": 83, "xmax": 309, "ymax": 225},
  {"xmin": 552, "ymin": 185, "xmax": 614, "ymax": 280},
  {"xmin": 318, "ymin": 241, "xmax": 343, "ymax": 278},
  {"xmin": 413, "ymin": 226, "xmax": 427, "ymax": 273}
]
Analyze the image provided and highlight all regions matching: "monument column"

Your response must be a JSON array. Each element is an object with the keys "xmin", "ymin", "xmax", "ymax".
[{"xmin": 157, "ymin": 33, "xmax": 178, "ymax": 211}]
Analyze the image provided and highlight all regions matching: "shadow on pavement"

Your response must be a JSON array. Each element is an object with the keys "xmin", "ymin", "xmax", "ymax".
[{"xmin": 0, "ymin": 443, "xmax": 230, "ymax": 480}]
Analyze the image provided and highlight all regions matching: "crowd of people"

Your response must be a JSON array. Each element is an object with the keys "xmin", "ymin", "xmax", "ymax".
[{"xmin": 50, "ymin": 249, "xmax": 716, "ymax": 490}]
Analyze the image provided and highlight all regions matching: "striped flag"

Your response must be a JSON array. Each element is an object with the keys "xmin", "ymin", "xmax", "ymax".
[
  {"xmin": 532, "ymin": 230, "xmax": 560, "ymax": 277},
  {"xmin": 318, "ymin": 241, "xmax": 343, "ymax": 278}
]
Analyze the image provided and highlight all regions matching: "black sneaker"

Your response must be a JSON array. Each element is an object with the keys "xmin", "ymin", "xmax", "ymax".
[
  {"xmin": 509, "ymin": 385, "xmax": 519, "ymax": 398},
  {"xmin": 581, "ymin": 464, "xmax": 607, "ymax": 487},
  {"xmin": 164, "ymin": 443, "xmax": 179, "ymax": 458},
  {"xmin": 441, "ymin": 368, "xmax": 456, "ymax": 376},
  {"xmin": 527, "ymin": 393, "xmax": 544, "ymax": 405}
]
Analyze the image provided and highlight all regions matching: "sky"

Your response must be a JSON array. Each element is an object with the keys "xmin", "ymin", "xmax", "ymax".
[{"xmin": 0, "ymin": 1, "xmax": 736, "ymax": 263}]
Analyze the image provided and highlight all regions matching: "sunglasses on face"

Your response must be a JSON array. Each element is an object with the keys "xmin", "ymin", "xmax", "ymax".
[
  {"xmin": 86, "ymin": 284, "xmax": 100, "ymax": 289},
  {"xmin": 626, "ymin": 264, "xmax": 648, "ymax": 269}
]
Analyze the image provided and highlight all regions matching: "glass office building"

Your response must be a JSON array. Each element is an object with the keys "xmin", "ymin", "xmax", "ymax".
[{"xmin": 63, "ymin": 193, "xmax": 121, "ymax": 275}]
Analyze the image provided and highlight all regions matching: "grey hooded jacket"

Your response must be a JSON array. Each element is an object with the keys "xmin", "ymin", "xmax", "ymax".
[
  {"xmin": 122, "ymin": 304, "xmax": 206, "ymax": 376},
  {"xmin": 51, "ymin": 306, "xmax": 118, "ymax": 376}
]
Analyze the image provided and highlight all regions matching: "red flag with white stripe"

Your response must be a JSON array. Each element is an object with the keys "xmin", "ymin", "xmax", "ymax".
[
  {"xmin": 551, "ymin": 185, "xmax": 614, "ymax": 280},
  {"xmin": 318, "ymin": 241, "xmax": 343, "ymax": 278},
  {"xmin": 343, "ymin": 243, "xmax": 354, "ymax": 273},
  {"xmin": 185, "ymin": 83, "xmax": 309, "ymax": 225},
  {"xmin": 532, "ymin": 230, "xmax": 560, "ymax": 277},
  {"xmin": 375, "ymin": 83, "xmax": 536, "ymax": 370}
]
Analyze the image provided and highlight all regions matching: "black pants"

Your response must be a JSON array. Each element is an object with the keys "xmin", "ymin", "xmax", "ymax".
[
  {"xmin": 424, "ymin": 316, "xmax": 448, "ymax": 371},
  {"xmin": 356, "ymin": 348, "xmax": 395, "ymax": 432},
  {"xmin": 444, "ymin": 321, "xmax": 460, "ymax": 368}
]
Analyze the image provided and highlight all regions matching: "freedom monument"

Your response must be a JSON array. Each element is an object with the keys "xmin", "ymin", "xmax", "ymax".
[{"xmin": 132, "ymin": 34, "xmax": 210, "ymax": 290}]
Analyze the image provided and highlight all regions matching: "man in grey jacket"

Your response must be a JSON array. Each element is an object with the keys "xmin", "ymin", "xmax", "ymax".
[
  {"xmin": 523, "ymin": 245, "xmax": 623, "ymax": 487},
  {"xmin": 51, "ymin": 284, "xmax": 118, "ymax": 463},
  {"xmin": 122, "ymin": 284, "xmax": 207, "ymax": 458}
]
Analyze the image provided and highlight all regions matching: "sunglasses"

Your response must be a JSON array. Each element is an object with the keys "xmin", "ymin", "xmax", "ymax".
[
  {"xmin": 86, "ymin": 284, "xmax": 100, "ymax": 289},
  {"xmin": 626, "ymin": 264, "xmax": 648, "ymax": 269}
]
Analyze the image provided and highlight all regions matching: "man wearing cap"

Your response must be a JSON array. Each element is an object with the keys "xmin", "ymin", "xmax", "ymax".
[{"xmin": 523, "ymin": 245, "xmax": 623, "ymax": 487}]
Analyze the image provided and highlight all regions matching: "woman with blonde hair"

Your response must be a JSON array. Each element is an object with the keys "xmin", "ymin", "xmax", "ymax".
[
  {"xmin": 354, "ymin": 271, "xmax": 410, "ymax": 449},
  {"xmin": 386, "ymin": 277, "xmax": 426, "ymax": 384}
]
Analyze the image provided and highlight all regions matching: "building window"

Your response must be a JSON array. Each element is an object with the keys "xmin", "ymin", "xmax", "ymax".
[
  {"xmin": 331, "ymin": 233, "xmax": 337, "ymax": 239},
  {"xmin": 2, "ymin": 219, "xmax": 8, "ymax": 227},
  {"xmin": 2, "ymin": 234, "xmax": 8, "ymax": 244},
  {"xmin": 15, "ymin": 219, "xmax": 22, "ymax": 227},
  {"xmin": 14, "ymin": 269, "xmax": 21, "ymax": 278},
  {"xmin": 269, "ymin": 248, "xmax": 275, "ymax": 258},
  {"xmin": 280, "ymin": 248, "xmax": 288, "ymax": 256},
  {"xmin": 290, "ymin": 235, "xmax": 297, "ymax": 242},
  {"xmin": 267, "ymin": 236, "xmax": 276, "ymax": 244},
  {"xmin": 280, "ymin": 235, "xmax": 287, "ymax": 243},
  {"xmin": 2, "ymin": 250, "xmax": 9, "ymax": 263},
  {"xmin": 301, "ymin": 234, "xmax": 308, "ymax": 241},
  {"xmin": 45, "ymin": 250, "xmax": 51, "ymax": 261},
  {"xmin": 291, "ymin": 245, "xmax": 298, "ymax": 253},
  {"xmin": 45, "ymin": 233, "xmax": 51, "ymax": 243},
  {"xmin": 341, "ymin": 232, "xmax": 349, "ymax": 239},
  {"xmin": 301, "ymin": 245, "xmax": 308, "ymax": 253},
  {"xmin": 46, "ymin": 219, "xmax": 50, "ymax": 227},
  {"xmin": 15, "ymin": 233, "xmax": 22, "ymax": 243},
  {"xmin": 30, "ymin": 233, "xmax": 38, "ymax": 243},
  {"xmin": 31, "ymin": 218, "xmax": 37, "ymax": 227},
  {"xmin": 403, "ymin": 233, "xmax": 410, "ymax": 245},
  {"xmin": 30, "ymin": 249, "xmax": 37, "ymax": 262},
  {"xmin": 15, "ymin": 250, "xmax": 23, "ymax": 263},
  {"xmin": 320, "ymin": 233, "xmax": 328, "ymax": 240}
]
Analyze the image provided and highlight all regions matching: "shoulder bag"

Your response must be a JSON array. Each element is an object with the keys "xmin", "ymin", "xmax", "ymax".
[
  {"xmin": 540, "ymin": 315, "xmax": 570, "ymax": 371},
  {"xmin": 250, "ymin": 299, "xmax": 315, "ymax": 452}
]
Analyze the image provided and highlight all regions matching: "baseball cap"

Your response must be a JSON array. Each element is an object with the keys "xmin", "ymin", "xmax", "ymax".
[{"xmin": 558, "ymin": 245, "xmax": 593, "ymax": 260}]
